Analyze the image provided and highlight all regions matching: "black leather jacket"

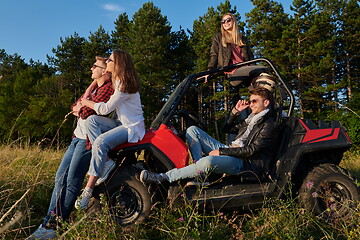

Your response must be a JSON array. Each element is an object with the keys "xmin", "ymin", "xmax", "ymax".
[
  {"xmin": 207, "ymin": 32, "xmax": 254, "ymax": 70},
  {"xmin": 219, "ymin": 110, "xmax": 279, "ymax": 177}
]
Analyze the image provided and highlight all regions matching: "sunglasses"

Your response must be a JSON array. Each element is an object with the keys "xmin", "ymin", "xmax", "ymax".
[
  {"xmin": 221, "ymin": 18, "xmax": 232, "ymax": 24},
  {"xmin": 248, "ymin": 99, "xmax": 260, "ymax": 104},
  {"xmin": 92, "ymin": 64, "xmax": 106, "ymax": 69}
]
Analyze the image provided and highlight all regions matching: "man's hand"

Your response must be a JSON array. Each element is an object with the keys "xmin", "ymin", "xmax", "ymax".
[
  {"xmin": 234, "ymin": 100, "xmax": 250, "ymax": 112},
  {"xmin": 209, "ymin": 150, "xmax": 220, "ymax": 156}
]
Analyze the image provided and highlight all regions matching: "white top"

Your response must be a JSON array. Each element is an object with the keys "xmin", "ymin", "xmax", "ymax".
[
  {"xmin": 73, "ymin": 118, "xmax": 87, "ymax": 139},
  {"xmin": 94, "ymin": 89, "xmax": 145, "ymax": 143}
]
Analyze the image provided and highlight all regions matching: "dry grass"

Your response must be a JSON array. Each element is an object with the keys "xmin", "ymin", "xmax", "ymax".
[
  {"xmin": 0, "ymin": 145, "xmax": 63, "ymax": 239},
  {"xmin": 341, "ymin": 150, "xmax": 360, "ymax": 184},
  {"xmin": 0, "ymin": 146, "xmax": 360, "ymax": 239}
]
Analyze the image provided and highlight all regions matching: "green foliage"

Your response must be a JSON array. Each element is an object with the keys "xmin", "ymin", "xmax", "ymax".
[
  {"xmin": 22, "ymin": 75, "xmax": 73, "ymax": 142},
  {"xmin": 169, "ymin": 28, "xmax": 196, "ymax": 82},
  {"xmin": 246, "ymin": 0, "xmax": 289, "ymax": 57},
  {"xmin": 127, "ymin": 2, "xmax": 173, "ymax": 124},
  {"xmin": 0, "ymin": 53, "xmax": 71, "ymax": 145},
  {"xmin": 328, "ymin": 93, "xmax": 360, "ymax": 146},
  {"xmin": 83, "ymin": 26, "xmax": 112, "ymax": 68},
  {"xmin": 111, "ymin": 13, "xmax": 131, "ymax": 50},
  {"xmin": 110, "ymin": 2, "xmax": 196, "ymax": 126},
  {"xmin": 0, "ymin": 0, "xmax": 359, "ymax": 146}
]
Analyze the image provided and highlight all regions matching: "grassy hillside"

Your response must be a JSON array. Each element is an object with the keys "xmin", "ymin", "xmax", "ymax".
[{"xmin": 0, "ymin": 146, "xmax": 359, "ymax": 239}]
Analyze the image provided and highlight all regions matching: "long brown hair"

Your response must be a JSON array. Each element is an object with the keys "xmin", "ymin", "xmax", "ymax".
[
  {"xmin": 112, "ymin": 49, "xmax": 140, "ymax": 93},
  {"xmin": 220, "ymin": 13, "xmax": 245, "ymax": 48}
]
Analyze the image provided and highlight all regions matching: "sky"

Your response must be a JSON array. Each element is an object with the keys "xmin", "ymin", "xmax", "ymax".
[{"xmin": 0, "ymin": 0, "xmax": 292, "ymax": 64}]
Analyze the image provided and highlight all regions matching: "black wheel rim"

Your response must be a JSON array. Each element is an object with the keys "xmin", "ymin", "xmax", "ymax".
[
  {"xmin": 315, "ymin": 181, "xmax": 355, "ymax": 220},
  {"xmin": 109, "ymin": 185, "xmax": 143, "ymax": 225}
]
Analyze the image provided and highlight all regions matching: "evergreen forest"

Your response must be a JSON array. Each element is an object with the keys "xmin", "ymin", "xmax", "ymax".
[{"xmin": 0, "ymin": 0, "xmax": 359, "ymax": 148}]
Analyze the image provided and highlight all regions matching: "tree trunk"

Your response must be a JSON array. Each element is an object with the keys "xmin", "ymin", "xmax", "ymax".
[{"xmin": 346, "ymin": 52, "xmax": 352, "ymax": 102}]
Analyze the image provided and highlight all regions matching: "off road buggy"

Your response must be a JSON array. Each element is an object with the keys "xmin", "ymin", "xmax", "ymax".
[{"xmin": 90, "ymin": 58, "xmax": 359, "ymax": 225}]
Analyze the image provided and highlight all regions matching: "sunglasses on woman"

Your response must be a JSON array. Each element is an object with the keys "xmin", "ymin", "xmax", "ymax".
[{"xmin": 221, "ymin": 18, "xmax": 232, "ymax": 24}]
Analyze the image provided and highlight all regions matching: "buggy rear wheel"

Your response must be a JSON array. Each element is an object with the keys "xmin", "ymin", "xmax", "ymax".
[{"xmin": 299, "ymin": 163, "xmax": 359, "ymax": 222}]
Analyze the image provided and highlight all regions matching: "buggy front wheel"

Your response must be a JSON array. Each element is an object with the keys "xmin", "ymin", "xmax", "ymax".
[{"xmin": 299, "ymin": 163, "xmax": 360, "ymax": 222}]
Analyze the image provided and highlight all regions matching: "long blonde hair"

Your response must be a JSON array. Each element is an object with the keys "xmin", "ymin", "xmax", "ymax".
[
  {"xmin": 221, "ymin": 13, "xmax": 245, "ymax": 48},
  {"xmin": 112, "ymin": 50, "xmax": 140, "ymax": 94}
]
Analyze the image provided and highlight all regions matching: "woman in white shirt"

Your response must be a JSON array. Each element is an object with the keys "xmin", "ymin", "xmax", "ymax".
[{"xmin": 76, "ymin": 50, "xmax": 145, "ymax": 209}]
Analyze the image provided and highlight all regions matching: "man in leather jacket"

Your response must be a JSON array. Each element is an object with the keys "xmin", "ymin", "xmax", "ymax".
[{"xmin": 140, "ymin": 87, "xmax": 279, "ymax": 184}]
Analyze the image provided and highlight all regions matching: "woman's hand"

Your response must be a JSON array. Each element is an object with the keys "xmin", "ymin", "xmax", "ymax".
[
  {"xmin": 81, "ymin": 98, "xmax": 95, "ymax": 109},
  {"xmin": 196, "ymin": 74, "xmax": 210, "ymax": 83}
]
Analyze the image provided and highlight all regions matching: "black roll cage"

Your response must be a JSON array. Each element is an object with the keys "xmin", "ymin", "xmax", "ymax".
[{"xmin": 150, "ymin": 58, "xmax": 295, "ymax": 130}]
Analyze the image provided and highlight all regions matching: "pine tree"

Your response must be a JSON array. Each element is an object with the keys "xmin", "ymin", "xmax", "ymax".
[
  {"xmin": 169, "ymin": 28, "xmax": 195, "ymax": 83},
  {"xmin": 330, "ymin": 0, "xmax": 360, "ymax": 145},
  {"xmin": 288, "ymin": 0, "xmax": 347, "ymax": 119},
  {"xmin": 111, "ymin": 13, "xmax": 131, "ymax": 50},
  {"xmin": 339, "ymin": 0, "xmax": 360, "ymax": 102},
  {"xmin": 246, "ymin": 0, "xmax": 289, "ymax": 57},
  {"xmin": 283, "ymin": 0, "xmax": 319, "ymax": 117},
  {"xmin": 83, "ymin": 26, "xmax": 112, "ymax": 69},
  {"xmin": 24, "ymin": 75, "xmax": 73, "ymax": 146},
  {"xmin": 125, "ymin": 2, "xmax": 173, "ymax": 125},
  {"xmin": 49, "ymin": 32, "xmax": 87, "ymax": 102},
  {"xmin": 0, "ymin": 50, "xmax": 69, "ymax": 144},
  {"xmin": 0, "ymin": 51, "xmax": 28, "ymax": 142}
]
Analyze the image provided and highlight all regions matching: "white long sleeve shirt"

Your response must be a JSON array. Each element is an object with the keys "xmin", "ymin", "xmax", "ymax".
[{"xmin": 94, "ymin": 89, "xmax": 145, "ymax": 143}]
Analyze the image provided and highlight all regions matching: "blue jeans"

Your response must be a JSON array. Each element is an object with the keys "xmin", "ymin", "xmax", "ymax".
[
  {"xmin": 165, "ymin": 126, "xmax": 243, "ymax": 183},
  {"xmin": 186, "ymin": 125, "xmax": 228, "ymax": 161},
  {"xmin": 43, "ymin": 137, "xmax": 91, "ymax": 225},
  {"xmin": 85, "ymin": 115, "xmax": 128, "ymax": 176}
]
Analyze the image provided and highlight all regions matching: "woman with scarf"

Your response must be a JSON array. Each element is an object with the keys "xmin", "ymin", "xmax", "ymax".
[{"xmin": 139, "ymin": 87, "xmax": 279, "ymax": 184}]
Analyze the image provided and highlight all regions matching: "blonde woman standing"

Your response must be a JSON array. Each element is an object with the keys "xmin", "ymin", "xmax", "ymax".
[{"xmin": 207, "ymin": 13, "xmax": 254, "ymax": 85}]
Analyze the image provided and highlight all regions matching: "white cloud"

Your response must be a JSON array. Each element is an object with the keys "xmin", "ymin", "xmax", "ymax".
[{"xmin": 102, "ymin": 3, "xmax": 123, "ymax": 13}]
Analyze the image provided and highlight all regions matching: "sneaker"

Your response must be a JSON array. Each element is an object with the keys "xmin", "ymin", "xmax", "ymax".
[
  {"xmin": 95, "ymin": 159, "xmax": 116, "ymax": 186},
  {"xmin": 75, "ymin": 188, "xmax": 93, "ymax": 210},
  {"xmin": 140, "ymin": 170, "xmax": 164, "ymax": 184},
  {"xmin": 185, "ymin": 180, "xmax": 210, "ymax": 187},
  {"xmin": 26, "ymin": 224, "xmax": 57, "ymax": 239}
]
